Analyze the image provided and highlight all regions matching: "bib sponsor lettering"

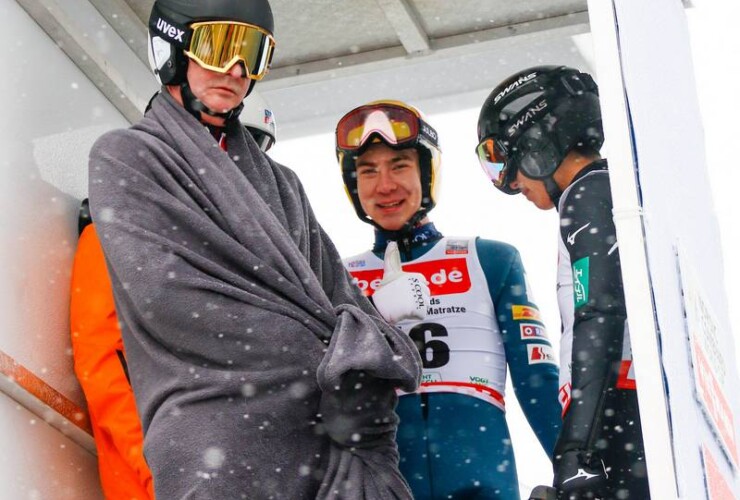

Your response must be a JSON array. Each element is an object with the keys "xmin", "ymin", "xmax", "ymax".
[{"xmin": 345, "ymin": 238, "xmax": 506, "ymax": 408}]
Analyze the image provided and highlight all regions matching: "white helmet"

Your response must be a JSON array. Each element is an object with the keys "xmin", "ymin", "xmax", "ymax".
[{"xmin": 241, "ymin": 92, "xmax": 277, "ymax": 152}]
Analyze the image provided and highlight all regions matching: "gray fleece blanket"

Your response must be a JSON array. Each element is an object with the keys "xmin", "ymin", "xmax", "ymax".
[{"xmin": 88, "ymin": 92, "xmax": 421, "ymax": 499}]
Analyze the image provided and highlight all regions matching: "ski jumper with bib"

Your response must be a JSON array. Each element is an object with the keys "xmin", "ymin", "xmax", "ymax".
[{"xmin": 344, "ymin": 224, "xmax": 561, "ymax": 499}]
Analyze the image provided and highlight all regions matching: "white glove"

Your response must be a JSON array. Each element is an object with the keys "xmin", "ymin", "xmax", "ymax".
[{"xmin": 372, "ymin": 241, "xmax": 430, "ymax": 324}]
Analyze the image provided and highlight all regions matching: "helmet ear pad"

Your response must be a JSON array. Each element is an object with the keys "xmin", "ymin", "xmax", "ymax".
[
  {"xmin": 511, "ymin": 93, "xmax": 603, "ymax": 180},
  {"xmin": 147, "ymin": 2, "xmax": 192, "ymax": 86},
  {"xmin": 418, "ymin": 147, "xmax": 435, "ymax": 211},
  {"xmin": 551, "ymin": 92, "xmax": 604, "ymax": 156},
  {"xmin": 340, "ymin": 154, "xmax": 369, "ymax": 223},
  {"xmin": 149, "ymin": 37, "xmax": 189, "ymax": 86},
  {"xmin": 514, "ymin": 123, "xmax": 561, "ymax": 179},
  {"xmin": 163, "ymin": 48, "xmax": 188, "ymax": 86}
]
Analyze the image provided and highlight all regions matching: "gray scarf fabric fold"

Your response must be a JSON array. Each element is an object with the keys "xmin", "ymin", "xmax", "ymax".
[{"xmin": 88, "ymin": 92, "xmax": 420, "ymax": 499}]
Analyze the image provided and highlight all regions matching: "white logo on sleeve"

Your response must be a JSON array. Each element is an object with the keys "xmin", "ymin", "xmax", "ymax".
[
  {"xmin": 562, "ymin": 468, "xmax": 600, "ymax": 484},
  {"xmin": 566, "ymin": 222, "xmax": 591, "ymax": 245}
]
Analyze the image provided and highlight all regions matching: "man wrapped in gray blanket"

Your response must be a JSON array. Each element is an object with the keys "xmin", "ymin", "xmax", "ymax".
[{"xmin": 87, "ymin": 1, "xmax": 424, "ymax": 498}]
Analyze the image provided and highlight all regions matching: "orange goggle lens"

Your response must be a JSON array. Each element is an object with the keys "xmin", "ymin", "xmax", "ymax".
[
  {"xmin": 476, "ymin": 138, "xmax": 508, "ymax": 186},
  {"xmin": 336, "ymin": 104, "xmax": 421, "ymax": 151},
  {"xmin": 476, "ymin": 137, "xmax": 520, "ymax": 194},
  {"xmin": 185, "ymin": 21, "xmax": 275, "ymax": 80}
]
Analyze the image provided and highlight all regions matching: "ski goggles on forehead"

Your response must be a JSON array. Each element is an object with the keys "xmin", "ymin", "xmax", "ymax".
[
  {"xmin": 185, "ymin": 21, "xmax": 275, "ymax": 80},
  {"xmin": 336, "ymin": 103, "xmax": 438, "ymax": 152},
  {"xmin": 476, "ymin": 137, "xmax": 520, "ymax": 194}
]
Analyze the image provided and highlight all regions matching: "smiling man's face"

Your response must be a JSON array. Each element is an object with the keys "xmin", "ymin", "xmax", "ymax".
[{"xmin": 356, "ymin": 143, "xmax": 422, "ymax": 231}]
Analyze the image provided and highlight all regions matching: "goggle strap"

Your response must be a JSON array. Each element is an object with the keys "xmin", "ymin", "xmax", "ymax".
[
  {"xmin": 544, "ymin": 177, "xmax": 563, "ymax": 206},
  {"xmin": 559, "ymin": 72, "xmax": 598, "ymax": 97},
  {"xmin": 181, "ymin": 81, "xmax": 244, "ymax": 121},
  {"xmin": 418, "ymin": 118, "xmax": 439, "ymax": 148}
]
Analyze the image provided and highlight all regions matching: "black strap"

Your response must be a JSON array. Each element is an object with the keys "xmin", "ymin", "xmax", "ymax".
[
  {"xmin": 180, "ymin": 81, "xmax": 244, "ymax": 122},
  {"xmin": 544, "ymin": 177, "xmax": 563, "ymax": 208},
  {"xmin": 78, "ymin": 198, "xmax": 92, "ymax": 236},
  {"xmin": 115, "ymin": 349, "xmax": 132, "ymax": 385}
]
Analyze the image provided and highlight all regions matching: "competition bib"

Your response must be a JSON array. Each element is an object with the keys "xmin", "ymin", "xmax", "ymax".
[{"xmin": 345, "ymin": 238, "xmax": 507, "ymax": 409}]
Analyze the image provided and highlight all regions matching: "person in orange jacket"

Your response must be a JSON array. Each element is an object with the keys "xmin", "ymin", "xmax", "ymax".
[
  {"xmin": 70, "ymin": 219, "xmax": 154, "ymax": 500},
  {"xmin": 69, "ymin": 95, "xmax": 277, "ymax": 499}
]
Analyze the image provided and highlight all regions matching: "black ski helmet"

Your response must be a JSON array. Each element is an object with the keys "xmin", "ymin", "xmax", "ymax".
[
  {"xmin": 477, "ymin": 65, "xmax": 603, "ymax": 201},
  {"xmin": 147, "ymin": 0, "xmax": 274, "ymax": 117}
]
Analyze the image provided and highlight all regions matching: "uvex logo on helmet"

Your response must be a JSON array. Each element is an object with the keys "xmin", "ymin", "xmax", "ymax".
[
  {"xmin": 155, "ymin": 18, "xmax": 185, "ymax": 43},
  {"xmin": 493, "ymin": 72, "xmax": 538, "ymax": 104},
  {"xmin": 506, "ymin": 100, "xmax": 547, "ymax": 136}
]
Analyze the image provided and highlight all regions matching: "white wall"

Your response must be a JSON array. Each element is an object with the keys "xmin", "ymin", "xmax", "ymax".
[
  {"xmin": 0, "ymin": 1, "xmax": 130, "ymax": 496},
  {"xmin": 688, "ymin": 0, "xmax": 740, "ymax": 346},
  {"xmin": 0, "ymin": 393, "xmax": 102, "ymax": 499},
  {"xmin": 687, "ymin": 3, "xmax": 740, "ymax": 495}
]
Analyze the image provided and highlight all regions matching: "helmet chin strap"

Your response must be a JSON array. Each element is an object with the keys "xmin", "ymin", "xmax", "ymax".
[
  {"xmin": 376, "ymin": 208, "xmax": 428, "ymax": 245},
  {"xmin": 544, "ymin": 176, "xmax": 563, "ymax": 207},
  {"xmin": 180, "ymin": 81, "xmax": 244, "ymax": 122}
]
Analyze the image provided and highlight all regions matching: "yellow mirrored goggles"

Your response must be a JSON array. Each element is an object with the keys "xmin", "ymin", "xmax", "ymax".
[{"xmin": 185, "ymin": 21, "xmax": 275, "ymax": 80}]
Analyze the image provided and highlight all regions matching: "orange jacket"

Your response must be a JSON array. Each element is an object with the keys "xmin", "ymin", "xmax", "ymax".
[{"xmin": 70, "ymin": 223, "xmax": 154, "ymax": 500}]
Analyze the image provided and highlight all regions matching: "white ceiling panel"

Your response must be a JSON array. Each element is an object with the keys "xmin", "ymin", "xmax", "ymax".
[{"xmin": 18, "ymin": 0, "xmax": 592, "ymax": 137}]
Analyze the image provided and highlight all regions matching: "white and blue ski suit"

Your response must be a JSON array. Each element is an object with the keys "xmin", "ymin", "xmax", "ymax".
[{"xmin": 344, "ymin": 223, "xmax": 561, "ymax": 499}]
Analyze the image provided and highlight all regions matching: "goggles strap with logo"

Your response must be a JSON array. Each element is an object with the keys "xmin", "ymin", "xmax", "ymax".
[{"xmin": 417, "ymin": 118, "xmax": 439, "ymax": 149}]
